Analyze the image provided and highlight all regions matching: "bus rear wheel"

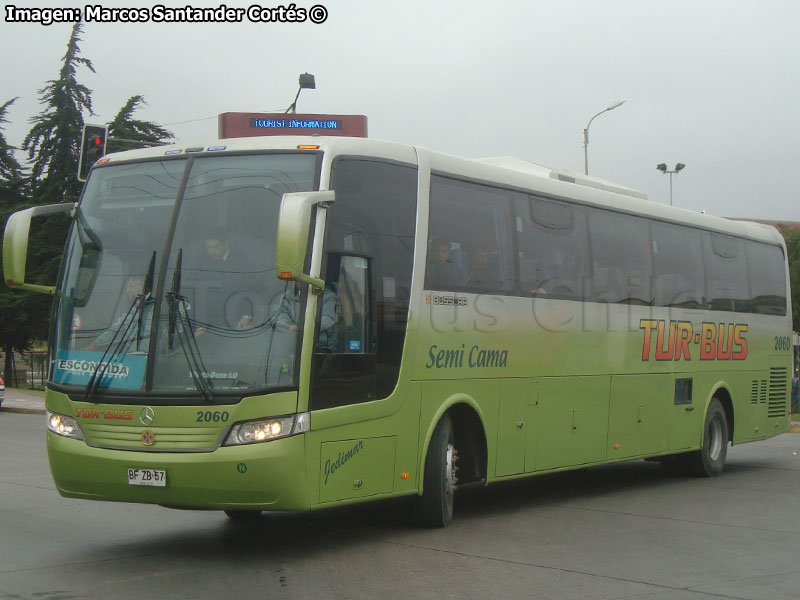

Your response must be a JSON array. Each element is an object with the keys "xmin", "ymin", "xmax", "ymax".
[
  {"xmin": 682, "ymin": 398, "xmax": 728, "ymax": 477},
  {"xmin": 224, "ymin": 509, "xmax": 262, "ymax": 521},
  {"xmin": 414, "ymin": 413, "xmax": 457, "ymax": 528}
]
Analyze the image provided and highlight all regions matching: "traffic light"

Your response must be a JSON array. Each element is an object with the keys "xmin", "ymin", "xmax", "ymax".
[{"xmin": 78, "ymin": 124, "xmax": 108, "ymax": 182}]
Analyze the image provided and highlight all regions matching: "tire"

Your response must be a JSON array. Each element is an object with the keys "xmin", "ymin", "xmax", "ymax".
[
  {"xmin": 224, "ymin": 509, "xmax": 262, "ymax": 521},
  {"xmin": 682, "ymin": 398, "xmax": 728, "ymax": 477},
  {"xmin": 414, "ymin": 413, "xmax": 457, "ymax": 528}
]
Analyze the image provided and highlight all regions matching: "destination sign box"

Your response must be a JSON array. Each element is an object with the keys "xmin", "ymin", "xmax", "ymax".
[{"xmin": 218, "ymin": 112, "xmax": 368, "ymax": 138}]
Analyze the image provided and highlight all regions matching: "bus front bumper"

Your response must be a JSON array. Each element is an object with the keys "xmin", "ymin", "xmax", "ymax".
[{"xmin": 46, "ymin": 431, "xmax": 310, "ymax": 511}]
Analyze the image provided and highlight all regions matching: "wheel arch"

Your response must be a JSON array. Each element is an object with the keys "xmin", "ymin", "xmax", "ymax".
[
  {"xmin": 417, "ymin": 394, "xmax": 489, "ymax": 495},
  {"xmin": 707, "ymin": 382, "xmax": 734, "ymax": 442}
]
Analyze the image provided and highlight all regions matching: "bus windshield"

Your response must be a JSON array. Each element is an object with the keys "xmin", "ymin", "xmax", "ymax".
[{"xmin": 51, "ymin": 152, "xmax": 319, "ymax": 400}]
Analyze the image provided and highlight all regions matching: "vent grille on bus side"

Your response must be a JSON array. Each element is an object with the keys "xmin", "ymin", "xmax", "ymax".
[
  {"xmin": 750, "ymin": 380, "xmax": 767, "ymax": 405},
  {"xmin": 768, "ymin": 367, "xmax": 788, "ymax": 418}
]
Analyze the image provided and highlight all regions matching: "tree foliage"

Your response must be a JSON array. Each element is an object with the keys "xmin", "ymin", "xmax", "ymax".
[
  {"xmin": 22, "ymin": 22, "xmax": 94, "ymax": 205},
  {"xmin": 0, "ymin": 97, "xmax": 42, "ymax": 383},
  {"xmin": 107, "ymin": 95, "xmax": 174, "ymax": 153},
  {"xmin": 2, "ymin": 24, "xmax": 176, "ymax": 383},
  {"xmin": 0, "ymin": 98, "xmax": 24, "ymax": 183},
  {"xmin": 779, "ymin": 225, "xmax": 800, "ymax": 332}
]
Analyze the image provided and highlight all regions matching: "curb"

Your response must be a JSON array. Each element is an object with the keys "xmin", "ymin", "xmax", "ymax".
[{"xmin": 0, "ymin": 406, "xmax": 46, "ymax": 415}]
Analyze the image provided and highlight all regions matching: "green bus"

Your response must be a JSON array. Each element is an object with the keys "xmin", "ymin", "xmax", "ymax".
[{"xmin": 3, "ymin": 136, "xmax": 793, "ymax": 526}]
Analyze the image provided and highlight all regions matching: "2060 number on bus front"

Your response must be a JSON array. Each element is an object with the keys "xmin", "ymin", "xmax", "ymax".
[{"xmin": 127, "ymin": 468, "xmax": 166, "ymax": 487}]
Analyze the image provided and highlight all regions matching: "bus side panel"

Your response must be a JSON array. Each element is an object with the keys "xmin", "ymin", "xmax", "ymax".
[
  {"xmin": 607, "ymin": 374, "xmax": 671, "ymax": 459},
  {"xmin": 496, "ymin": 378, "xmax": 528, "ymax": 476},
  {"xmin": 531, "ymin": 376, "xmax": 610, "ymax": 472},
  {"xmin": 306, "ymin": 381, "xmax": 422, "ymax": 507}
]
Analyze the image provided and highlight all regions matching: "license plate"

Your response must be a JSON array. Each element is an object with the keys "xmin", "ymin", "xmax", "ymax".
[{"xmin": 127, "ymin": 468, "xmax": 166, "ymax": 487}]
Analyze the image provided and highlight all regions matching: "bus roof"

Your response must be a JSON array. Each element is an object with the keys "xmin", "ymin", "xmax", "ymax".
[{"xmin": 97, "ymin": 136, "xmax": 785, "ymax": 247}]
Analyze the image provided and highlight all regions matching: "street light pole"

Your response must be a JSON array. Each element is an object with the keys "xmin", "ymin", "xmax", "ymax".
[
  {"xmin": 583, "ymin": 100, "xmax": 625, "ymax": 175},
  {"xmin": 656, "ymin": 163, "xmax": 686, "ymax": 206},
  {"xmin": 285, "ymin": 72, "xmax": 316, "ymax": 114}
]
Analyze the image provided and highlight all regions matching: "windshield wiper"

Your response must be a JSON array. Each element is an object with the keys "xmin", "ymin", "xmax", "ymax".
[
  {"xmin": 165, "ymin": 249, "xmax": 215, "ymax": 403},
  {"xmin": 85, "ymin": 253, "xmax": 156, "ymax": 402},
  {"xmin": 136, "ymin": 251, "xmax": 156, "ymax": 349}
]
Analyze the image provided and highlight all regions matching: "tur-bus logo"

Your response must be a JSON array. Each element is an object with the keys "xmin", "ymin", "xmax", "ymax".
[{"xmin": 639, "ymin": 319, "xmax": 748, "ymax": 361}]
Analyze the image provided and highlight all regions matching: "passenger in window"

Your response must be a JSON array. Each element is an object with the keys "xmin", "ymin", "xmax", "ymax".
[
  {"xmin": 426, "ymin": 238, "xmax": 465, "ymax": 288},
  {"xmin": 334, "ymin": 268, "xmax": 365, "ymax": 353},
  {"xmin": 467, "ymin": 245, "xmax": 501, "ymax": 291},
  {"xmin": 201, "ymin": 227, "xmax": 258, "ymax": 330},
  {"xmin": 274, "ymin": 281, "xmax": 337, "ymax": 349},
  {"xmin": 530, "ymin": 249, "xmax": 571, "ymax": 296}
]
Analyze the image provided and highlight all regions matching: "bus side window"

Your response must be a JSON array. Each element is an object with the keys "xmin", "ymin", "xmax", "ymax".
[
  {"xmin": 426, "ymin": 176, "xmax": 514, "ymax": 294},
  {"xmin": 587, "ymin": 208, "xmax": 653, "ymax": 305},
  {"xmin": 516, "ymin": 195, "xmax": 587, "ymax": 300},
  {"xmin": 652, "ymin": 222, "xmax": 705, "ymax": 309},
  {"xmin": 310, "ymin": 158, "xmax": 417, "ymax": 409},
  {"xmin": 704, "ymin": 233, "xmax": 750, "ymax": 312},
  {"xmin": 316, "ymin": 255, "xmax": 370, "ymax": 354},
  {"xmin": 746, "ymin": 241, "xmax": 787, "ymax": 315}
]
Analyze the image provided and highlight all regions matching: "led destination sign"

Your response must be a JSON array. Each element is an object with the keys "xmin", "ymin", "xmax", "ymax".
[
  {"xmin": 219, "ymin": 112, "xmax": 367, "ymax": 138},
  {"xmin": 250, "ymin": 118, "xmax": 342, "ymax": 130}
]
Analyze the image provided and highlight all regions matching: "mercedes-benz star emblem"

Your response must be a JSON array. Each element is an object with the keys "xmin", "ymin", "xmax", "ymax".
[{"xmin": 139, "ymin": 406, "xmax": 155, "ymax": 426}]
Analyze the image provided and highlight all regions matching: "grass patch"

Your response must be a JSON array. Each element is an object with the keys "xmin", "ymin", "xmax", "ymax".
[{"xmin": 8, "ymin": 387, "xmax": 46, "ymax": 398}]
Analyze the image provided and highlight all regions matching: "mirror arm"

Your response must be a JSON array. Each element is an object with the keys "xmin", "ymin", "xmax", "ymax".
[{"xmin": 296, "ymin": 273, "xmax": 325, "ymax": 294}]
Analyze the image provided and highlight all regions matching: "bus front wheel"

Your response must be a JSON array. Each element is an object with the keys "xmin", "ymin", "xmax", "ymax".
[
  {"xmin": 683, "ymin": 398, "xmax": 728, "ymax": 477},
  {"xmin": 414, "ymin": 413, "xmax": 457, "ymax": 528}
]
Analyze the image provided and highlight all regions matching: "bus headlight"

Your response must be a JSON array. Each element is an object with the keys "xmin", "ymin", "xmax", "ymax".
[
  {"xmin": 224, "ymin": 412, "xmax": 310, "ymax": 446},
  {"xmin": 46, "ymin": 411, "xmax": 85, "ymax": 440}
]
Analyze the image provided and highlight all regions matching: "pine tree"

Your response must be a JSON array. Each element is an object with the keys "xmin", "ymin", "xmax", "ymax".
[
  {"xmin": 0, "ymin": 98, "xmax": 24, "ymax": 185},
  {"xmin": 16, "ymin": 23, "xmax": 92, "ymax": 375},
  {"xmin": 22, "ymin": 21, "xmax": 94, "ymax": 206},
  {"xmin": 0, "ymin": 97, "xmax": 39, "ymax": 384},
  {"xmin": 106, "ymin": 95, "xmax": 174, "ymax": 153}
]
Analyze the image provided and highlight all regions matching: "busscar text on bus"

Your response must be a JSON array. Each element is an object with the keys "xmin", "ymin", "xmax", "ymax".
[{"xmin": 1, "ymin": 117, "xmax": 792, "ymax": 527}]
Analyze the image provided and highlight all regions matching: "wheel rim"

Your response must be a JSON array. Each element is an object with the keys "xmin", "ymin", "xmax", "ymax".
[
  {"xmin": 708, "ymin": 415, "xmax": 723, "ymax": 462},
  {"xmin": 445, "ymin": 442, "xmax": 457, "ymax": 499}
]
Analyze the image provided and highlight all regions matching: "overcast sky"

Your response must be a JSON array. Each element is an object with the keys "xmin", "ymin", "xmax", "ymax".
[{"xmin": 2, "ymin": 0, "xmax": 798, "ymax": 220}]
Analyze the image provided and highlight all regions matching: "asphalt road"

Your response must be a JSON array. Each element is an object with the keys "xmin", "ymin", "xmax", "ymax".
[{"xmin": 1, "ymin": 411, "xmax": 798, "ymax": 600}]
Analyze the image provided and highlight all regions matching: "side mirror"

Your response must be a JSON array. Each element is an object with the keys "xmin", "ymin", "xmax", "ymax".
[
  {"xmin": 3, "ymin": 203, "xmax": 75, "ymax": 295},
  {"xmin": 275, "ymin": 190, "xmax": 335, "ymax": 292}
]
